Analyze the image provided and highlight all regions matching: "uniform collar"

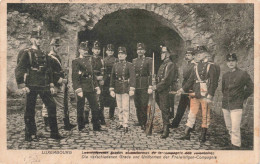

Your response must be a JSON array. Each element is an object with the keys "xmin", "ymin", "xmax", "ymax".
[
  {"xmin": 138, "ymin": 55, "xmax": 145, "ymax": 59},
  {"xmin": 119, "ymin": 60, "xmax": 126, "ymax": 63},
  {"xmin": 163, "ymin": 58, "xmax": 171, "ymax": 64}
]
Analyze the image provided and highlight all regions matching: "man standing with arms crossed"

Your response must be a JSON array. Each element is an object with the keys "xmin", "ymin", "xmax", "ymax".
[{"xmin": 132, "ymin": 43, "xmax": 152, "ymax": 130}]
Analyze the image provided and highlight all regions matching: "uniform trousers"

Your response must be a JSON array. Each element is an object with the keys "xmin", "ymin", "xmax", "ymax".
[
  {"xmin": 42, "ymin": 85, "xmax": 71, "ymax": 119},
  {"xmin": 171, "ymin": 94, "xmax": 190, "ymax": 126},
  {"xmin": 103, "ymin": 87, "xmax": 117, "ymax": 118},
  {"xmin": 116, "ymin": 93, "xmax": 129, "ymax": 128},
  {"xmin": 77, "ymin": 91, "xmax": 100, "ymax": 130},
  {"xmin": 186, "ymin": 98, "xmax": 210, "ymax": 128},
  {"xmin": 156, "ymin": 90, "xmax": 170, "ymax": 125},
  {"xmin": 222, "ymin": 108, "xmax": 242, "ymax": 147},
  {"xmin": 134, "ymin": 89, "xmax": 149, "ymax": 126},
  {"xmin": 25, "ymin": 89, "xmax": 58, "ymax": 135}
]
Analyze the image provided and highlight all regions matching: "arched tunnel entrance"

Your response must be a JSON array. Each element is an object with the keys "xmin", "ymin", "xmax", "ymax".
[{"xmin": 78, "ymin": 9, "xmax": 185, "ymax": 72}]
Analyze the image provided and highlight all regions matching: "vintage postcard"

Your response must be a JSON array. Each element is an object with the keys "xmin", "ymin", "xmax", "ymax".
[{"xmin": 0, "ymin": 0, "xmax": 259, "ymax": 163}]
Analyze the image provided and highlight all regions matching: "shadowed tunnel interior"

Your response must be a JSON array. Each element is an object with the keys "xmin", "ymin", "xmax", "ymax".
[{"xmin": 78, "ymin": 9, "xmax": 185, "ymax": 72}]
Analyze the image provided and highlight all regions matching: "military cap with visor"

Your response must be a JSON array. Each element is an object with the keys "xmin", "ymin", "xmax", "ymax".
[
  {"xmin": 226, "ymin": 53, "xmax": 238, "ymax": 61},
  {"xmin": 185, "ymin": 47, "xmax": 195, "ymax": 55},
  {"xmin": 160, "ymin": 45, "xmax": 169, "ymax": 53},
  {"xmin": 137, "ymin": 43, "xmax": 145, "ymax": 50},
  {"xmin": 106, "ymin": 44, "xmax": 114, "ymax": 51},
  {"xmin": 195, "ymin": 45, "xmax": 208, "ymax": 54},
  {"xmin": 79, "ymin": 41, "xmax": 89, "ymax": 51},
  {"xmin": 118, "ymin": 46, "xmax": 127, "ymax": 54},
  {"xmin": 93, "ymin": 40, "xmax": 101, "ymax": 50}
]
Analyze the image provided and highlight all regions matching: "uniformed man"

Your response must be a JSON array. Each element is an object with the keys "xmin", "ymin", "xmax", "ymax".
[
  {"xmin": 15, "ymin": 27, "xmax": 64, "ymax": 141},
  {"xmin": 41, "ymin": 37, "xmax": 76, "ymax": 131},
  {"xmin": 222, "ymin": 53, "xmax": 253, "ymax": 149},
  {"xmin": 91, "ymin": 41, "xmax": 106, "ymax": 125},
  {"xmin": 177, "ymin": 45, "xmax": 219, "ymax": 142},
  {"xmin": 171, "ymin": 48, "xmax": 196, "ymax": 128},
  {"xmin": 132, "ymin": 43, "xmax": 152, "ymax": 130},
  {"xmin": 110, "ymin": 46, "xmax": 136, "ymax": 133},
  {"xmin": 153, "ymin": 46, "xmax": 178, "ymax": 139},
  {"xmin": 103, "ymin": 44, "xmax": 118, "ymax": 120},
  {"xmin": 72, "ymin": 41, "xmax": 102, "ymax": 131}
]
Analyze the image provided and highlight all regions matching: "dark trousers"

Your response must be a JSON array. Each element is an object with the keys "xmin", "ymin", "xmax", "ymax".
[
  {"xmin": 134, "ymin": 89, "xmax": 149, "ymax": 126},
  {"xmin": 156, "ymin": 90, "xmax": 170, "ymax": 125},
  {"xmin": 97, "ymin": 92, "xmax": 105, "ymax": 122},
  {"xmin": 168, "ymin": 94, "xmax": 175, "ymax": 119},
  {"xmin": 25, "ymin": 89, "xmax": 58, "ymax": 135},
  {"xmin": 171, "ymin": 94, "xmax": 190, "ymax": 126},
  {"xmin": 103, "ymin": 88, "xmax": 117, "ymax": 118},
  {"xmin": 77, "ymin": 91, "xmax": 100, "ymax": 130}
]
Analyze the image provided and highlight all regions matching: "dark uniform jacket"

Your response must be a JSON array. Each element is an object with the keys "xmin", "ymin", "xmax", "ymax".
[
  {"xmin": 103, "ymin": 55, "xmax": 118, "ymax": 90},
  {"xmin": 110, "ymin": 61, "xmax": 136, "ymax": 94},
  {"xmin": 156, "ymin": 58, "xmax": 178, "ymax": 93},
  {"xmin": 48, "ymin": 51, "xmax": 65, "ymax": 87},
  {"xmin": 182, "ymin": 61, "xmax": 196, "ymax": 88},
  {"xmin": 183, "ymin": 61, "xmax": 218, "ymax": 98},
  {"xmin": 72, "ymin": 56, "xmax": 98, "ymax": 93},
  {"xmin": 91, "ymin": 55, "xmax": 103, "ymax": 77},
  {"xmin": 15, "ymin": 48, "xmax": 53, "ymax": 90},
  {"xmin": 222, "ymin": 68, "xmax": 253, "ymax": 110},
  {"xmin": 132, "ymin": 56, "xmax": 152, "ymax": 89}
]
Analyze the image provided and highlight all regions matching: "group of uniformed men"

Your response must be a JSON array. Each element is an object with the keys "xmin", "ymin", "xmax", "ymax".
[{"xmin": 15, "ymin": 27, "xmax": 253, "ymax": 150}]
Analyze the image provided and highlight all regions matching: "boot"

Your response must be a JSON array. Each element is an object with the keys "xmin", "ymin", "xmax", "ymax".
[
  {"xmin": 50, "ymin": 133, "xmax": 65, "ymax": 140},
  {"xmin": 84, "ymin": 111, "xmax": 89, "ymax": 124},
  {"xmin": 63, "ymin": 118, "xmax": 76, "ymax": 131},
  {"xmin": 200, "ymin": 128, "xmax": 207, "ymax": 142},
  {"xmin": 43, "ymin": 117, "xmax": 49, "ymax": 127},
  {"xmin": 178, "ymin": 126, "xmax": 192, "ymax": 140},
  {"xmin": 124, "ymin": 127, "xmax": 128, "ymax": 133},
  {"xmin": 160, "ymin": 124, "xmax": 169, "ymax": 139}
]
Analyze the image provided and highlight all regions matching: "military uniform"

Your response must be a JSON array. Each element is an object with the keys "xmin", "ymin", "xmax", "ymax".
[
  {"xmin": 103, "ymin": 44, "xmax": 118, "ymax": 119},
  {"xmin": 15, "ymin": 46, "xmax": 61, "ymax": 141},
  {"xmin": 91, "ymin": 41, "xmax": 105, "ymax": 124},
  {"xmin": 181, "ymin": 46, "xmax": 219, "ymax": 142},
  {"xmin": 41, "ymin": 40, "xmax": 76, "ymax": 131},
  {"xmin": 110, "ymin": 47, "xmax": 136, "ymax": 130},
  {"xmin": 132, "ymin": 43, "xmax": 152, "ymax": 129},
  {"xmin": 72, "ymin": 41, "xmax": 101, "ymax": 131},
  {"xmin": 156, "ymin": 58, "xmax": 177, "ymax": 128},
  {"xmin": 171, "ymin": 48, "xmax": 196, "ymax": 128},
  {"xmin": 222, "ymin": 53, "xmax": 253, "ymax": 148}
]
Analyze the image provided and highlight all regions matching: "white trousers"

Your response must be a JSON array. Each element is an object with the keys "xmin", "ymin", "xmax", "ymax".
[
  {"xmin": 222, "ymin": 108, "xmax": 243, "ymax": 147},
  {"xmin": 116, "ymin": 93, "xmax": 129, "ymax": 128}
]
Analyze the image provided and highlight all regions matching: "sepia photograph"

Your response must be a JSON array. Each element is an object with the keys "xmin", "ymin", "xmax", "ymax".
[{"xmin": 1, "ymin": 1, "xmax": 259, "ymax": 164}]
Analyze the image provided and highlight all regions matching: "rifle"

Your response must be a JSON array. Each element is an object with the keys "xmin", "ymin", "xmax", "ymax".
[
  {"xmin": 63, "ymin": 45, "xmax": 70, "ymax": 118},
  {"xmin": 145, "ymin": 52, "xmax": 156, "ymax": 136}
]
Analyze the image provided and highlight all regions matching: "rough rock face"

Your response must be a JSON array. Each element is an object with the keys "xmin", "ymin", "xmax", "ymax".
[{"xmin": 7, "ymin": 4, "xmax": 254, "ymax": 129}]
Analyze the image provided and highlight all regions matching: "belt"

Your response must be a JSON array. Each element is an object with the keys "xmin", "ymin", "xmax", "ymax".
[
  {"xmin": 136, "ymin": 74, "xmax": 148, "ymax": 77},
  {"xmin": 82, "ymin": 74, "xmax": 93, "ymax": 78},
  {"xmin": 196, "ymin": 80, "xmax": 207, "ymax": 83}
]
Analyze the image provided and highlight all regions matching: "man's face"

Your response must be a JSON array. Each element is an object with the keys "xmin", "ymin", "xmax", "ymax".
[
  {"xmin": 227, "ymin": 60, "xmax": 237, "ymax": 69},
  {"xmin": 106, "ymin": 50, "xmax": 114, "ymax": 56},
  {"xmin": 118, "ymin": 53, "xmax": 127, "ymax": 61},
  {"xmin": 196, "ymin": 52, "xmax": 206, "ymax": 61},
  {"xmin": 137, "ymin": 49, "xmax": 145, "ymax": 56},
  {"xmin": 161, "ymin": 51, "xmax": 169, "ymax": 60},
  {"xmin": 79, "ymin": 49, "xmax": 88, "ymax": 55},
  {"xmin": 92, "ymin": 48, "xmax": 101, "ymax": 55},
  {"xmin": 31, "ymin": 37, "xmax": 42, "ymax": 46},
  {"xmin": 185, "ymin": 53, "xmax": 194, "ymax": 61}
]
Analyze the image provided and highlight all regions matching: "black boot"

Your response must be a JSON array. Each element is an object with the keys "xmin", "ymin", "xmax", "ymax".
[
  {"xmin": 160, "ymin": 124, "xmax": 169, "ymax": 139},
  {"xmin": 200, "ymin": 128, "xmax": 207, "ymax": 142},
  {"xmin": 84, "ymin": 111, "xmax": 89, "ymax": 124},
  {"xmin": 63, "ymin": 118, "xmax": 76, "ymax": 131},
  {"xmin": 50, "ymin": 133, "xmax": 65, "ymax": 140},
  {"xmin": 178, "ymin": 126, "xmax": 192, "ymax": 140},
  {"xmin": 25, "ymin": 126, "xmax": 32, "ymax": 142},
  {"xmin": 43, "ymin": 117, "xmax": 49, "ymax": 127}
]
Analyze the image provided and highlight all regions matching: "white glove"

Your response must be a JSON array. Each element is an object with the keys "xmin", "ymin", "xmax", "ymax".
[
  {"xmin": 99, "ymin": 80, "xmax": 104, "ymax": 86},
  {"xmin": 19, "ymin": 87, "xmax": 30, "ymax": 95},
  {"xmin": 96, "ymin": 87, "xmax": 101, "ymax": 95},
  {"xmin": 96, "ymin": 76, "xmax": 103, "ymax": 81},
  {"xmin": 62, "ymin": 78, "xmax": 68, "ymax": 84},
  {"xmin": 129, "ymin": 90, "xmax": 134, "ymax": 96},
  {"xmin": 77, "ymin": 91, "xmax": 83, "ymax": 97},
  {"xmin": 50, "ymin": 87, "xmax": 55, "ymax": 95},
  {"xmin": 148, "ymin": 86, "xmax": 153, "ymax": 94},
  {"xmin": 177, "ymin": 88, "xmax": 184, "ymax": 95},
  {"xmin": 57, "ymin": 77, "xmax": 63, "ymax": 84},
  {"xmin": 110, "ymin": 91, "xmax": 115, "ymax": 98}
]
